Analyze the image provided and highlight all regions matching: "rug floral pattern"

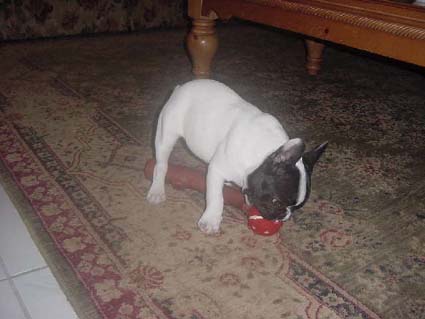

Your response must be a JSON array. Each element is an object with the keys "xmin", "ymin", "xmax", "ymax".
[{"xmin": 0, "ymin": 25, "xmax": 424, "ymax": 319}]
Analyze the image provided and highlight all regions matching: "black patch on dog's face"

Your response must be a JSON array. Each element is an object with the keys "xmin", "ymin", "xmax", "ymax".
[
  {"xmin": 246, "ymin": 162, "xmax": 300, "ymax": 220},
  {"xmin": 245, "ymin": 139, "xmax": 328, "ymax": 220}
]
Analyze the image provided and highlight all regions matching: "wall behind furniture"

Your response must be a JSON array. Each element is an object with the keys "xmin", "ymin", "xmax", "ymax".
[{"xmin": 0, "ymin": 0, "xmax": 186, "ymax": 41}]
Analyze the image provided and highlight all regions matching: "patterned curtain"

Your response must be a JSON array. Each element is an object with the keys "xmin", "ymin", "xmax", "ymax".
[{"xmin": 0, "ymin": 0, "xmax": 186, "ymax": 40}]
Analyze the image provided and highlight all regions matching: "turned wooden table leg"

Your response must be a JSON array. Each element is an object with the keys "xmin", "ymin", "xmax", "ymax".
[
  {"xmin": 187, "ymin": 0, "xmax": 218, "ymax": 78},
  {"xmin": 305, "ymin": 39, "xmax": 325, "ymax": 75}
]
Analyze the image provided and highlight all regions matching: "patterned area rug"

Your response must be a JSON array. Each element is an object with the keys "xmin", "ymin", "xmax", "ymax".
[{"xmin": 0, "ymin": 24, "xmax": 424, "ymax": 319}]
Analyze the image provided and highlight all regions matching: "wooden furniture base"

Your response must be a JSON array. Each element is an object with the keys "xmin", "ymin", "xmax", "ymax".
[
  {"xmin": 305, "ymin": 39, "xmax": 326, "ymax": 75},
  {"xmin": 187, "ymin": 0, "xmax": 425, "ymax": 76},
  {"xmin": 187, "ymin": 1, "xmax": 218, "ymax": 78}
]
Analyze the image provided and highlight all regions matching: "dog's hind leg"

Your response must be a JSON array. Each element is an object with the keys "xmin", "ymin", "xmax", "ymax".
[{"xmin": 147, "ymin": 112, "xmax": 179, "ymax": 204}]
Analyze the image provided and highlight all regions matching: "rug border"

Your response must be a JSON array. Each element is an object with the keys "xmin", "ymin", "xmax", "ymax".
[{"xmin": 0, "ymin": 159, "xmax": 102, "ymax": 319}]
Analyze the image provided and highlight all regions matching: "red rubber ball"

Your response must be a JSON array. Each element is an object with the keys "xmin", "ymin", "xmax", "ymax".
[{"xmin": 247, "ymin": 206, "xmax": 283, "ymax": 236}]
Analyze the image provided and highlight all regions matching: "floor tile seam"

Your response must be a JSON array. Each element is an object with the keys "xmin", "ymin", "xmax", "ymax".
[{"xmin": 0, "ymin": 255, "xmax": 33, "ymax": 319}]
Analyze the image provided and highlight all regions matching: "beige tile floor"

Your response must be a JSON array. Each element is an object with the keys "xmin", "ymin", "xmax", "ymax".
[{"xmin": 0, "ymin": 184, "xmax": 79, "ymax": 319}]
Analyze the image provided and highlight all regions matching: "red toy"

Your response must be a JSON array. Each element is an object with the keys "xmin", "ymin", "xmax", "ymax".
[
  {"xmin": 144, "ymin": 159, "xmax": 284, "ymax": 236},
  {"xmin": 247, "ymin": 206, "xmax": 283, "ymax": 236}
]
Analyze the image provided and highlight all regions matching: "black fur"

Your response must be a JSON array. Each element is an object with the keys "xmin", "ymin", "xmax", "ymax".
[{"xmin": 245, "ymin": 140, "xmax": 328, "ymax": 220}]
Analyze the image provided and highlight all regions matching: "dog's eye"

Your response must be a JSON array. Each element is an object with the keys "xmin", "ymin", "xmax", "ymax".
[{"xmin": 272, "ymin": 198, "xmax": 283, "ymax": 207}]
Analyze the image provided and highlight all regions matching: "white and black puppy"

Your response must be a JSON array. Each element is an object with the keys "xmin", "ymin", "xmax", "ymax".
[{"xmin": 147, "ymin": 79, "xmax": 327, "ymax": 234}]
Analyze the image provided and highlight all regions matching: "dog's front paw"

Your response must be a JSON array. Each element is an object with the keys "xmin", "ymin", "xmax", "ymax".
[
  {"xmin": 197, "ymin": 215, "xmax": 221, "ymax": 235},
  {"xmin": 147, "ymin": 186, "xmax": 166, "ymax": 204}
]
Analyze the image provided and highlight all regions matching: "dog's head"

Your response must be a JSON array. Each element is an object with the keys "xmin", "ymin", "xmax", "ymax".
[{"xmin": 244, "ymin": 139, "xmax": 327, "ymax": 221}]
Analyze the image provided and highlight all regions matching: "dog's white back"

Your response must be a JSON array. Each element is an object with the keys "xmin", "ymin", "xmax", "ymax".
[{"xmin": 162, "ymin": 80, "xmax": 289, "ymax": 186}]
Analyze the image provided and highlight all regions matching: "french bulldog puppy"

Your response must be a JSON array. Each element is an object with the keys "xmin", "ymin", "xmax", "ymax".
[{"xmin": 147, "ymin": 79, "xmax": 327, "ymax": 234}]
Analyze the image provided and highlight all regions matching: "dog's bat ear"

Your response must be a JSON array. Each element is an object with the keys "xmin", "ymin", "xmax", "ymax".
[
  {"xmin": 271, "ymin": 138, "xmax": 305, "ymax": 165},
  {"xmin": 302, "ymin": 141, "xmax": 328, "ymax": 173}
]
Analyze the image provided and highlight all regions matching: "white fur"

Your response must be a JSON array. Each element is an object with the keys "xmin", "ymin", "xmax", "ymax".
[
  {"xmin": 147, "ymin": 79, "xmax": 306, "ymax": 234},
  {"xmin": 296, "ymin": 160, "xmax": 307, "ymax": 205}
]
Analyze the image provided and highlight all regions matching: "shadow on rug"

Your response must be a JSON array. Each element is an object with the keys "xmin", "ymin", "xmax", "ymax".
[{"xmin": 0, "ymin": 23, "xmax": 424, "ymax": 319}]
